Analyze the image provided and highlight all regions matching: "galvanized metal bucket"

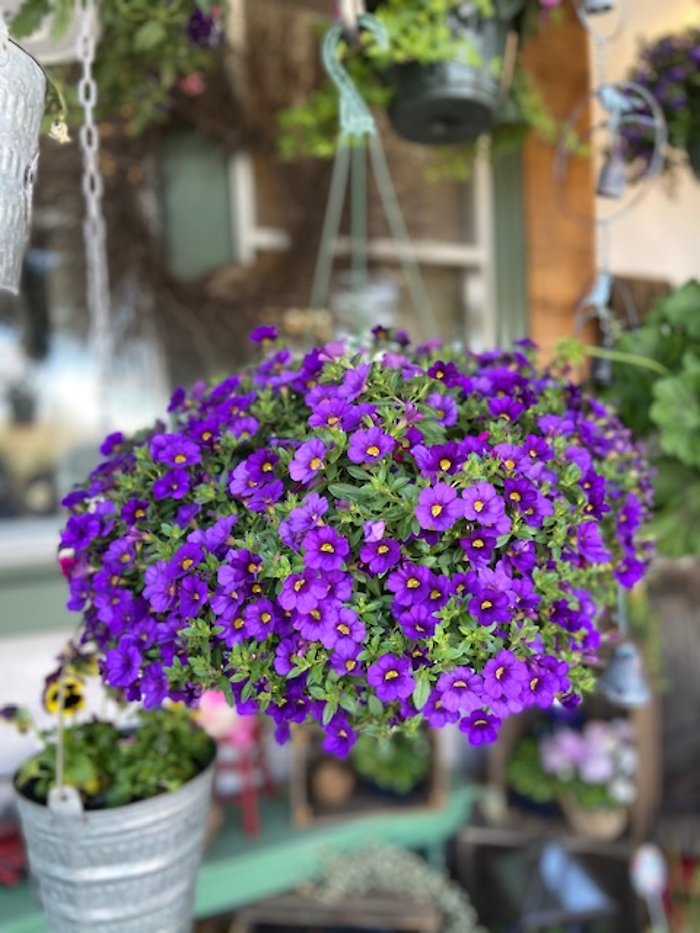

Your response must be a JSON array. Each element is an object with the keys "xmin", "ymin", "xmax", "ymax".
[
  {"xmin": 15, "ymin": 762, "xmax": 215, "ymax": 933},
  {"xmin": 0, "ymin": 20, "xmax": 46, "ymax": 294}
]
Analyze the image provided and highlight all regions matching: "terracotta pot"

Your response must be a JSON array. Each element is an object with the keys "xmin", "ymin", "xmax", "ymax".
[{"xmin": 561, "ymin": 795, "xmax": 627, "ymax": 840}]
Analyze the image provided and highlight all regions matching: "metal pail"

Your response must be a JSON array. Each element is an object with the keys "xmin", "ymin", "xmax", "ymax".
[
  {"xmin": 0, "ymin": 22, "xmax": 46, "ymax": 294},
  {"xmin": 16, "ymin": 762, "xmax": 215, "ymax": 932}
]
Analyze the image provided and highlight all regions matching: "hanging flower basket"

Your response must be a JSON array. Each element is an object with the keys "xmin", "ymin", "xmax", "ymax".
[
  {"xmin": 58, "ymin": 327, "xmax": 654, "ymax": 756},
  {"xmin": 387, "ymin": 1, "xmax": 525, "ymax": 145},
  {"xmin": 0, "ymin": 22, "xmax": 47, "ymax": 294}
]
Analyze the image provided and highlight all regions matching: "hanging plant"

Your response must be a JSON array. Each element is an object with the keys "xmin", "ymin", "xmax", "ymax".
[
  {"xmin": 622, "ymin": 27, "xmax": 700, "ymax": 180},
  {"xmin": 278, "ymin": 0, "xmax": 561, "ymax": 171},
  {"xmin": 58, "ymin": 327, "xmax": 653, "ymax": 755},
  {"xmin": 11, "ymin": 0, "xmax": 225, "ymax": 133}
]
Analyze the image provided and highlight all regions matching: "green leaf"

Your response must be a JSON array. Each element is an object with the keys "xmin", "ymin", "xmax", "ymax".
[
  {"xmin": 133, "ymin": 21, "xmax": 167, "ymax": 52},
  {"xmin": 367, "ymin": 694, "xmax": 383, "ymax": 718},
  {"xmin": 658, "ymin": 280, "xmax": 700, "ymax": 338},
  {"xmin": 412, "ymin": 676, "xmax": 431, "ymax": 711},
  {"xmin": 328, "ymin": 482, "xmax": 370, "ymax": 502},
  {"xmin": 651, "ymin": 353, "xmax": 700, "ymax": 468},
  {"xmin": 10, "ymin": 0, "xmax": 51, "ymax": 39}
]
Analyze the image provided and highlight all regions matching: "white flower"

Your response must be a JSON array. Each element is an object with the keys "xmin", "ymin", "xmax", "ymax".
[{"xmin": 609, "ymin": 777, "xmax": 637, "ymax": 805}]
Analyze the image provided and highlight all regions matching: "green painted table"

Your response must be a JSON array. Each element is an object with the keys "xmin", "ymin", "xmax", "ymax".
[{"xmin": 0, "ymin": 785, "xmax": 475, "ymax": 932}]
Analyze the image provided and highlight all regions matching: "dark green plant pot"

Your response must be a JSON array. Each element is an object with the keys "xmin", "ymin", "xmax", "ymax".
[
  {"xmin": 686, "ymin": 133, "xmax": 700, "ymax": 181},
  {"xmin": 388, "ymin": 18, "xmax": 514, "ymax": 146}
]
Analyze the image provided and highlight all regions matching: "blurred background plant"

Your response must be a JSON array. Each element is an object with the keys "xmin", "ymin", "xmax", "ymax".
[
  {"xmin": 603, "ymin": 280, "xmax": 700, "ymax": 557},
  {"xmin": 622, "ymin": 26, "xmax": 700, "ymax": 179},
  {"xmin": 350, "ymin": 729, "xmax": 432, "ymax": 796},
  {"xmin": 11, "ymin": 0, "xmax": 225, "ymax": 133},
  {"xmin": 508, "ymin": 718, "xmax": 638, "ymax": 812}
]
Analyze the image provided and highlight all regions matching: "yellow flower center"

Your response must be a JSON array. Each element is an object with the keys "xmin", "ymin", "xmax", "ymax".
[
  {"xmin": 135, "ymin": 509, "xmax": 145, "ymax": 518},
  {"xmin": 530, "ymin": 677, "xmax": 540, "ymax": 691},
  {"xmin": 378, "ymin": 544, "xmax": 389, "ymax": 555},
  {"xmin": 384, "ymin": 670, "xmax": 399, "ymax": 681},
  {"xmin": 505, "ymin": 459, "xmax": 515, "ymax": 470},
  {"xmin": 320, "ymin": 543, "xmax": 335, "ymax": 553},
  {"xmin": 248, "ymin": 563, "xmax": 259, "ymax": 574},
  {"xmin": 120, "ymin": 553, "xmax": 131, "ymax": 564},
  {"xmin": 202, "ymin": 431, "xmax": 212, "ymax": 441},
  {"xmin": 327, "ymin": 415, "xmax": 339, "ymax": 426},
  {"xmin": 510, "ymin": 491, "xmax": 521, "ymax": 502},
  {"xmin": 481, "ymin": 599, "xmax": 493, "ymax": 610},
  {"xmin": 495, "ymin": 666, "xmax": 505, "ymax": 680},
  {"xmin": 294, "ymin": 579, "xmax": 305, "ymax": 592},
  {"xmin": 454, "ymin": 680, "xmax": 466, "ymax": 688},
  {"xmin": 182, "ymin": 558, "xmax": 194, "ymax": 570},
  {"xmin": 431, "ymin": 504, "xmax": 443, "ymax": 518},
  {"xmin": 338, "ymin": 624, "xmax": 350, "ymax": 635},
  {"xmin": 174, "ymin": 454, "xmax": 187, "ymax": 464},
  {"xmin": 346, "ymin": 659, "xmax": 357, "ymax": 671},
  {"xmin": 440, "ymin": 458, "xmax": 452, "ymax": 471},
  {"xmin": 234, "ymin": 617, "xmax": 245, "ymax": 629},
  {"xmin": 311, "ymin": 610, "xmax": 321, "ymax": 620},
  {"xmin": 261, "ymin": 612, "xmax": 271, "ymax": 623},
  {"xmin": 367, "ymin": 445, "xmax": 380, "ymax": 457},
  {"xmin": 262, "ymin": 462, "xmax": 273, "ymax": 472},
  {"xmin": 473, "ymin": 500, "xmax": 484, "ymax": 513},
  {"xmin": 310, "ymin": 457, "xmax": 323, "ymax": 471},
  {"xmin": 430, "ymin": 589, "xmax": 440, "ymax": 600},
  {"xmin": 473, "ymin": 539, "xmax": 484, "ymax": 549},
  {"xmin": 407, "ymin": 578, "xmax": 420, "ymax": 589}
]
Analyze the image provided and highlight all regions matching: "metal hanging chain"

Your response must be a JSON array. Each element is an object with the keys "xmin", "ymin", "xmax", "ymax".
[{"xmin": 76, "ymin": 0, "xmax": 112, "ymax": 434}]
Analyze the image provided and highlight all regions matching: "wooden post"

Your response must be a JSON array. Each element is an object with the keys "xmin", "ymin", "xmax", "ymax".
[{"xmin": 520, "ymin": 6, "xmax": 596, "ymax": 361}]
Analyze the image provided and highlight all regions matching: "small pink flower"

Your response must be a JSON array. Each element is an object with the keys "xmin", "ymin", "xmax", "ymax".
[{"xmin": 179, "ymin": 72, "xmax": 207, "ymax": 97}]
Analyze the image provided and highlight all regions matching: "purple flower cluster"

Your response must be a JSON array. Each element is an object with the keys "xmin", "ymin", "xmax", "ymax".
[
  {"xmin": 59, "ymin": 328, "xmax": 654, "ymax": 754},
  {"xmin": 622, "ymin": 27, "xmax": 700, "ymax": 171}
]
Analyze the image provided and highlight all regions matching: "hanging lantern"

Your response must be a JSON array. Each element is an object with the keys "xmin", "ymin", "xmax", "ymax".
[
  {"xmin": 0, "ymin": 22, "xmax": 47, "ymax": 294},
  {"xmin": 596, "ymin": 147, "xmax": 627, "ymax": 199},
  {"xmin": 597, "ymin": 643, "xmax": 651, "ymax": 708},
  {"xmin": 583, "ymin": 0, "xmax": 614, "ymax": 13}
]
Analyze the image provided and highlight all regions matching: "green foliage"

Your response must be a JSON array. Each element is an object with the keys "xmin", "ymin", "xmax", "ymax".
[
  {"xmin": 11, "ymin": 0, "xmax": 220, "ymax": 133},
  {"xmin": 14, "ymin": 707, "xmax": 214, "ymax": 808},
  {"xmin": 350, "ymin": 729, "xmax": 432, "ymax": 794},
  {"xmin": 506, "ymin": 736, "xmax": 560, "ymax": 803},
  {"xmin": 604, "ymin": 281, "xmax": 700, "ymax": 556}
]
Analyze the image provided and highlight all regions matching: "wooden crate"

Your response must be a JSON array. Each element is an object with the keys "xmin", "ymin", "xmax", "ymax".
[
  {"xmin": 290, "ymin": 726, "xmax": 447, "ymax": 828},
  {"xmin": 230, "ymin": 892, "xmax": 442, "ymax": 933}
]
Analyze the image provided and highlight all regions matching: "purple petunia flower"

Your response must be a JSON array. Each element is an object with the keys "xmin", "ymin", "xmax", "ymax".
[
  {"xmin": 104, "ymin": 641, "xmax": 142, "ymax": 688},
  {"xmin": 153, "ymin": 469, "xmax": 191, "ymax": 501},
  {"xmin": 249, "ymin": 325, "xmax": 278, "ymax": 344},
  {"xmin": 576, "ymin": 522, "xmax": 612, "ymax": 564},
  {"xmin": 359, "ymin": 537, "xmax": 401, "ymax": 574},
  {"xmin": 302, "ymin": 526, "xmax": 350, "ymax": 572},
  {"xmin": 415, "ymin": 483, "xmax": 462, "ymax": 532},
  {"xmin": 179, "ymin": 575, "xmax": 208, "ymax": 618},
  {"xmin": 323, "ymin": 712, "xmax": 357, "ymax": 757},
  {"xmin": 150, "ymin": 433, "xmax": 201, "ymax": 469},
  {"xmin": 462, "ymin": 482, "xmax": 508, "ymax": 529},
  {"xmin": 397, "ymin": 604, "xmax": 438, "ymax": 640},
  {"xmin": 387, "ymin": 563, "xmax": 431, "ymax": 606},
  {"xmin": 367, "ymin": 653, "xmax": 415, "ymax": 703},
  {"xmin": 278, "ymin": 569, "xmax": 328, "ymax": 614},
  {"xmin": 437, "ymin": 667, "xmax": 483, "ymax": 712},
  {"xmin": 460, "ymin": 528, "xmax": 498, "ymax": 566},
  {"xmin": 459, "ymin": 709, "xmax": 502, "ymax": 745},
  {"xmin": 289, "ymin": 440, "xmax": 327, "ymax": 484},
  {"xmin": 482, "ymin": 650, "xmax": 528, "ymax": 707},
  {"xmin": 347, "ymin": 427, "xmax": 395, "ymax": 465}
]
